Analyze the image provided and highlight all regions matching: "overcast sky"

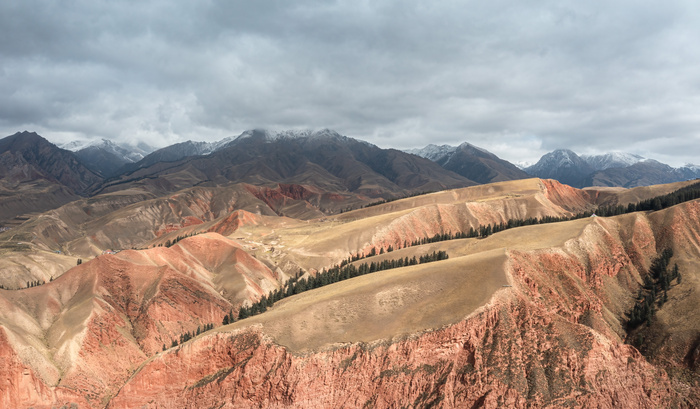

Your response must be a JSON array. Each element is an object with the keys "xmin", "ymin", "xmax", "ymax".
[{"xmin": 1, "ymin": 1, "xmax": 699, "ymax": 166}]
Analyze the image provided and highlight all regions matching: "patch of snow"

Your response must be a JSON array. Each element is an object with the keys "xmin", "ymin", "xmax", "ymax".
[
  {"xmin": 404, "ymin": 144, "xmax": 457, "ymax": 162},
  {"xmin": 582, "ymin": 152, "xmax": 645, "ymax": 170}
]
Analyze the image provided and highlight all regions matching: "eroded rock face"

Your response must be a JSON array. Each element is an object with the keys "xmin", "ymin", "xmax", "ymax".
[
  {"xmin": 0, "ymin": 328, "xmax": 88, "ymax": 409},
  {"xmin": 107, "ymin": 299, "xmax": 674, "ymax": 409}
]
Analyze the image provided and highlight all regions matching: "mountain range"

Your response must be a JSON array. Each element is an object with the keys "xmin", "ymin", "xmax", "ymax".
[
  {"xmin": 524, "ymin": 148, "xmax": 700, "ymax": 188},
  {"xmin": 405, "ymin": 143, "xmax": 530, "ymax": 184},
  {"xmin": 3, "ymin": 130, "xmax": 698, "ymax": 225}
]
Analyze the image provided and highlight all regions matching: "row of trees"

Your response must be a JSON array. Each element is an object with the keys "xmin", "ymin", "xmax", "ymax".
[
  {"xmin": 0, "ymin": 279, "xmax": 48, "ymax": 290},
  {"xmin": 344, "ymin": 181, "xmax": 700, "ymax": 258},
  {"xmin": 627, "ymin": 248, "xmax": 682, "ymax": 329},
  {"xmin": 338, "ymin": 190, "xmax": 437, "ymax": 214},
  {"xmin": 166, "ymin": 323, "xmax": 215, "ymax": 350},
  {"xmin": 149, "ymin": 231, "xmax": 201, "ymax": 249},
  {"xmin": 591, "ymin": 181, "xmax": 700, "ymax": 217},
  {"xmin": 224, "ymin": 250, "xmax": 449, "ymax": 326}
]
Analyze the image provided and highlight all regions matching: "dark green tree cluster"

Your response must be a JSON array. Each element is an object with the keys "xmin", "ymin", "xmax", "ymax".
[
  {"xmin": 165, "ymin": 232, "xmax": 199, "ymax": 248},
  {"xmin": 339, "ymin": 245, "xmax": 398, "ymax": 268},
  {"xmin": 594, "ymin": 181, "xmax": 700, "ymax": 216},
  {"xmin": 631, "ymin": 181, "xmax": 700, "ymax": 212},
  {"xmin": 222, "ymin": 309, "xmax": 236, "ymax": 325},
  {"xmin": 153, "ymin": 231, "xmax": 201, "ymax": 248},
  {"xmin": 26, "ymin": 279, "xmax": 45, "ymax": 288},
  {"xmin": 236, "ymin": 250, "xmax": 450, "ymax": 322},
  {"xmin": 167, "ymin": 323, "xmax": 214, "ymax": 350},
  {"xmin": 347, "ymin": 180, "xmax": 700, "ymax": 258},
  {"xmin": 627, "ymin": 249, "xmax": 682, "ymax": 329},
  {"xmin": 419, "ymin": 251, "xmax": 449, "ymax": 263}
]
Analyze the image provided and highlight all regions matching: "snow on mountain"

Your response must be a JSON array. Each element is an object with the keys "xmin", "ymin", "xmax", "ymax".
[
  {"xmin": 525, "ymin": 149, "xmax": 594, "ymax": 187},
  {"xmin": 405, "ymin": 144, "xmax": 458, "ymax": 162},
  {"xmin": 63, "ymin": 139, "xmax": 155, "ymax": 163},
  {"xmin": 59, "ymin": 140, "xmax": 94, "ymax": 152},
  {"xmin": 514, "ymin": 161, "xmax": 533, "ymax": 170},
  {"xmin": 677, "ymin": 163, "xmax": 700, "ymax": 180},
  {"xmin": 581, "ymin": 152, "xmax": 646, "ymax": 171}
]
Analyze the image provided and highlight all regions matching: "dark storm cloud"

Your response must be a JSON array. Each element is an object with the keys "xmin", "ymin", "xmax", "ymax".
[{"xmin": 1, "ymin": 1, "xmax": 699, "ymax": 165}]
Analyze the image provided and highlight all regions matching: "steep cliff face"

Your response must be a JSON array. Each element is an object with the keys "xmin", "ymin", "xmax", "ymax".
[{"xmin": 106, "ymin": 202, "xmax": 700, "ymax": 408}]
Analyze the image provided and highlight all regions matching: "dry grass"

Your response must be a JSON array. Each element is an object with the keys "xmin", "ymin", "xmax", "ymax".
[{"xmin": 224, "ymin": 216, "xmax": 593, "ymax": 353}]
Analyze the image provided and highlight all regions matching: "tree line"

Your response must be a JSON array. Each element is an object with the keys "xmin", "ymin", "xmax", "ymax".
[
  {"xmin": 166, "ymin": 323, "xmax": 214, "ymax": 350},
  {"xmin": 0, "ymin": 279, "xmax": 49, "ymax": 290},
  {"xmin": 342, "ymin": 180, "xmax": 700, "ymax": 258},
  {"xmin": 338, "ymin": 190, "xmax": 436, "ymax": 214},
  {"xmin": 225, "ymin": 250, "xmax": 449, "ymax": 325},
  {"xmin": 627, "ymin": 248, "xmax": 682, "ymax": 330}
]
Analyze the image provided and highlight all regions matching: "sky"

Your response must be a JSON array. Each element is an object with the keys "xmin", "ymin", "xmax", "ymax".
[{"xmin": 1, "ymin": 1, "xmax": 700, "ymax": 167}]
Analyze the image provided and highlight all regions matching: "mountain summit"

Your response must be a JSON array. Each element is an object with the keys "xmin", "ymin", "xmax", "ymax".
[
  {"xmin": 525, "ymin": 149, "xmax": 595, "ymax": 187},
  {"xmin": 408, "ymin": 142, "xmax": 529, "ymax": 184},
  {"xmin": 98, "ymin": 129, "xmax": 474, "ymax": 197}
]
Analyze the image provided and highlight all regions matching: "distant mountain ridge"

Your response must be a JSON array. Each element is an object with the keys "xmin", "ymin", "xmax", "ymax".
[
  {"xmin": 0, "ymin": 131, "xmax": 102, "ymax": 194},
  {"xmin": 525, "ymin": 149, "xmax": 594, "ymax": 187},
  {"xmin": 0, "ymin": 131, "xmax": 105, "ymax": 222},
  {"xmin": 63, "ymin": 139, "xmax": 156, "ymax": 177},
  {"xmin": 405, "ymin": 142, "xmax": 530, "ymax": 184},
  {"xmin": 5, "ymin": 129, "xmax": 699, "ymax": 199},
  {"xmin": 96, "ymin": 129, "xmax": 476, "ymax": 197},
  {"xmin": 526, "ymin": 149, "xmax": 700, "ymax": 188},
  {"xmin": 581, "ymin": 152, "xmax": 645, "ymax": 171}
]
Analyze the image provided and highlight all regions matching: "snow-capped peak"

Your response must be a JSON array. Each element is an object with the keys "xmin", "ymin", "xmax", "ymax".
[
  {"xmin": 59, "ymin": 139, "xmax": 93, "ymax": 152},
  {"xmin": 581, "ymin": 152, "xmax": 645, "ymax": 171},
  {"xmin": 60, "ymin": 138, "xmax": 155, "ymax": 163},
  {"xmin": 405, "ymin": 144, "xmax": 457, "ymax": 162}
]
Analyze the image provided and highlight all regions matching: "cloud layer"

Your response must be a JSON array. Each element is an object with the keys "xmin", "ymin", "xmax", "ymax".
[{"xmin": 1, "ymin": 1, "xmax": 699, "ymax": 166}]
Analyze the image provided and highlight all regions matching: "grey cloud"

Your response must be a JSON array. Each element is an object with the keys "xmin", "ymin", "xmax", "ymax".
[{"xmin": 1, "ymin": 1, "xmax": 699, "ymax": 166}]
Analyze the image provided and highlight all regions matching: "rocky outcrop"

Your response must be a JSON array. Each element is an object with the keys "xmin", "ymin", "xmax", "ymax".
[{"xmin": 108, "ymin": 298, "xmax": 674, "ymax": 408}]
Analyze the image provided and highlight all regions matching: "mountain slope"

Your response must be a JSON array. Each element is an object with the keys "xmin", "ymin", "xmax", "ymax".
[
  {"xmin": 67, "ymin": 139, "xmax": 155, "ymax": 177},
  {"xmin": 407, "ymin": 142, "xmax": 530, "ymax": 184},
  {"xmin": 0, "ymin": 132, "xmax": 103, "ymax": 222},
  {"xmin": 2, "ymin": 179, "xmax": 699, "ymax": 407},
  {"xmin": 525, "ymin": 149, "xmax": 593, "ymax": 187},
  {"xmin": 0, "ymin": 131, "xmax": 102, "ymax": 194},
  {"xmin": 98, "ymin": 129, "xmax": 475, "ymax": 198},
  {"xmin": 109, "ymin": 199, "xmax": 700, "ymax": 408},
  {"xmin": 583, "ymin": 159, "xmax": 698, "ymax": 188}
]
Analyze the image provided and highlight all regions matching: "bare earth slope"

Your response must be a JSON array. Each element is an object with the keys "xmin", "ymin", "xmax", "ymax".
[{"xmin": 0, "ymin": 233, "xmax": 282, "ymax": 408}]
